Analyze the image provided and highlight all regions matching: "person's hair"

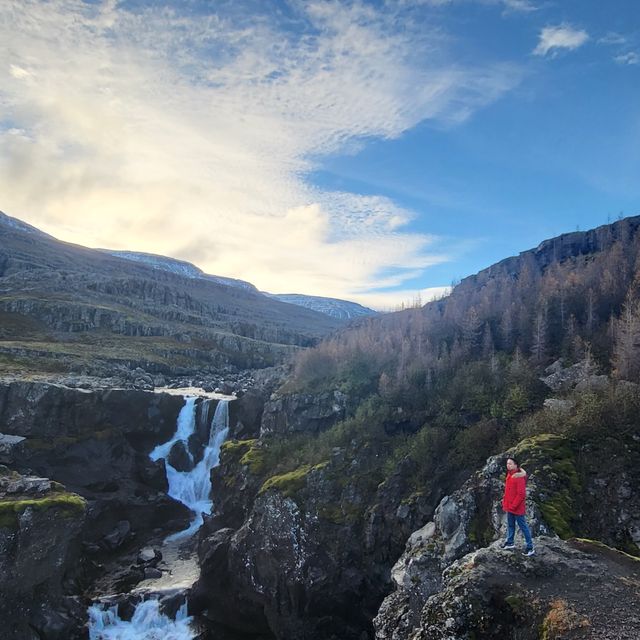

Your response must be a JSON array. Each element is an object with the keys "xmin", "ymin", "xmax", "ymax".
[{"xmin": 506, "ymin": 456, "xmax": 520, "ymax": 469}]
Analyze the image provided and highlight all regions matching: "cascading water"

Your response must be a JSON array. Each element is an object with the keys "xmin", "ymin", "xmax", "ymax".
[
  {"xmin": 152, "ymin": 398, "xmax": 229, "ymax": 540},
  {"xmin": 87, "ymin": 396, "xmax": 230, "ymax": 639},
  {"xmin": 88, "ymin": 600, "xmax": 192, "ymax": 640}
]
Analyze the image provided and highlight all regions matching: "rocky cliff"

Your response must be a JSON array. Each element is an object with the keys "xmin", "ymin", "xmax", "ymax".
[
  {"xmin": 0, "ymin": 467, "xmax": 86, "ymax": 640},
  {"xmin": 191, "ymin": 384, "xmax": 640, "ymax": 640}
]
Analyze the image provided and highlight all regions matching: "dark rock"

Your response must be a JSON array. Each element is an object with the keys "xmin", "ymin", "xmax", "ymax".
[
  {"xmin": 168, "ymin": 440, "xmax": 194, "ymax": 472},
  {"xmin": 0, "ymin": 471, "xmax": 86, "ymax": 640},
  {"xmin": 102, "ymin": 520, "xmax": 131, "ymax": 550},
  {"xmin": 0, "ymin": 433, "xmax": 26, "ymax": 464},
  {"xmin": 143, "ymin": 567, "xmax": 163, "ymax": 579},
  {"xmin": 229, "ymin": 389, "xmax": 265, "ymax": 440},
  {"xmin": 260, "ymin": 390, "xmax": 348, "ymax": 436},
  {"xmin": 410, "ymin": 538, "xmax": 640, "ymax": 640}
]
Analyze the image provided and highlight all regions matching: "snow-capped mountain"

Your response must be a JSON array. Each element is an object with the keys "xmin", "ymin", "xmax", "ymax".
[
  {"xmin": 103, "ymin": 250, "xmax": 259, "ymax": 293},
  {"xmin": 103, "ymin": 251, "xmax": 376, "ymax": 320},
  {"xmin": 266, "ymin": 293, "xmax": 376, "ymax": 320}
]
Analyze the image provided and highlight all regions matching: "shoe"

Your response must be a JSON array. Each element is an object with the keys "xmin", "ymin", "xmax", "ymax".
[
  {"xmin": 523, "ymin": 548, "xmax": 535, "ymax": 556},
  {"xmin": 501, "ymin": 542, "xmax": 515, "ymax": 549}
]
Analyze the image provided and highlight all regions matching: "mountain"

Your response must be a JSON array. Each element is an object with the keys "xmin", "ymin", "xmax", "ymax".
[
  {"xmin": 0, "ymin": 211, "xmax": 343, "ymax": 375},
  {"xmin": 265, "ymin": 293, "xmax": 376, "ymax": 320},
  {"xmin": 1, "ymin": 214, "xmax": 639, "ymax": 640},
  {"xmin": 103, "ymin": 250, "xmax": 260, "ymax": 293},
  {"xmin": 104, "ymin": 250, "xmax": 377, "ymax": 319}
]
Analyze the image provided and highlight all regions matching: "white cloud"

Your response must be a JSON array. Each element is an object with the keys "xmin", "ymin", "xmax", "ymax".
[
  {"xmin": 614, "ymin": 52, "xmax": 639, "ymax": 66},
  {"xmin": 0, "ymin": 0, "xmax": 519, "ymax": 306},
  {"xmin": 533, "ymin": 24, "xmax": 589, "ymax": 57}
]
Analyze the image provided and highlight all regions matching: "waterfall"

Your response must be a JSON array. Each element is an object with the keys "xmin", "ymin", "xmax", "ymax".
[
  {"xmin": 87, "ymin": 396, "xmax": 230, "ymax": 638},
  {"xmin": 154, "ymin": 397, "xmax": 230, "ymax": 541},
  {"xmin": 87, "ymin": 599, "xmax": 192, "ymax": 640}
]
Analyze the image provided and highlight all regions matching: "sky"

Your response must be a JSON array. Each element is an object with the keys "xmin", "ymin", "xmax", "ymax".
[{"xmin": 0, "ymin": 0, "xmax": 639, "ymax": 310}]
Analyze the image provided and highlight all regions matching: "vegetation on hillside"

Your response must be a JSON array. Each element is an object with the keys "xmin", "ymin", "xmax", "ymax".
[{"xmin": 248, "ymin": 218, "xmax": 640, "ymax": 552}]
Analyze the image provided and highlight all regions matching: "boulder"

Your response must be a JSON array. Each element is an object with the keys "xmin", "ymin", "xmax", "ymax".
[
  {"xmin": 168, "ymin": 440, "xmax": 194, "ymax": 472},
  {"xmin": 0, "ymin": 433, "xmax": 26, "ymax": 464}
]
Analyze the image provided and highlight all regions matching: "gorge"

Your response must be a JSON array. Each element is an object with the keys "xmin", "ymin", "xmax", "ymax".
[{"xmin": 1, "ymin": 214, "xmax": 640, "ymax": 639}]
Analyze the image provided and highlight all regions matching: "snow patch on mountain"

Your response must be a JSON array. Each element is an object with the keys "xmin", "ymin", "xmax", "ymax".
[
  {"xmin": 103, "ymin": 251, "xmax": 259, "ymax": 293},
  {"xmin": 267, "ymin": 293, "xmax": 377, "ymax": 320},
  {"xmin": 0, "ymin": 211, "xmax": 51, "ymax": 238}
]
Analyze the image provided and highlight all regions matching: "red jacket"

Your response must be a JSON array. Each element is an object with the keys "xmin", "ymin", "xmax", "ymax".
[{"xmin": 502, "ymin": 470, "xmax": 526, "ymax": 515}]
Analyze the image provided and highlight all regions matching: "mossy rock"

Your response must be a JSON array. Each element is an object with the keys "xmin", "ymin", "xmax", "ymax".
[
  {"xmin": 220, "ymin": 439, "xmax": 266, "ymax": 474},
  {"xmin": 0, "ymin": 492, "xmax": 86, "ymax": 529},
  {"xmin": 259, "ymin": 462, "xmax": 328, "ymax": 498},
  {"xmin": 512, "ymin": 433, "xmax": 581, "ymax": 539}
]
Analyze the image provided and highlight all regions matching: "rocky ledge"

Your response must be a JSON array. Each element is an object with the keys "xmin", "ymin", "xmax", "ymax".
[
  {"xmin": 0, "ymin": 467, "xmax": 87, "ymax": 640},
  {"xmin": 383, "ymin": 536, "xmax": 640, "ymax": 640}
]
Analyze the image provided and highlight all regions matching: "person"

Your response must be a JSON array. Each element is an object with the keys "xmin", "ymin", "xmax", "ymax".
[{"xmin": 501, "ymin": 456, "xmax": 535, "ymax": 556}]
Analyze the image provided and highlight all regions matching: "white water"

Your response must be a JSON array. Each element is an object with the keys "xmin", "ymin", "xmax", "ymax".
[
  {"xmin": 87, "ymin": 396, "xmax": 230, "ymax": 638},
  {"xmin": 153, "ymin": 397, "xmax": 229, "ymax": 541},
  {"xmin": 88, "ymin": 599, "xmax": 192, "ymax": 640}
]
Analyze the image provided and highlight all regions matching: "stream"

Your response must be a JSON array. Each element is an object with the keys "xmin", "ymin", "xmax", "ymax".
[{"xmin": 87, "ymin": 395, "xmax": 230, "ymax": 639}]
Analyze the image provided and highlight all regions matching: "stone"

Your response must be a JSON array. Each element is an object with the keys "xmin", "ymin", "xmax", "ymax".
[
  {"xmin": 137, "ymin": 547, "xmax": 158, "ymax": 564},
  {"xmin": 167, "ymin": 440, "xmax": 194, "ymax": 472},
  {"xmin": 0, "ymin": 433, "xmax": 26, "ymax": 464},
  {"xmin": 102, "ymin": 520, "xmax": 131, "ymax": 551},
  {"xmin": 143, "ymin": 567, "xmax": 163, "ymax": 580}
]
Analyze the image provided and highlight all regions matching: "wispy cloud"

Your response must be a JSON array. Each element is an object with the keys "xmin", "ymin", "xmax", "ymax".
[
  {"xmin": 598, "ymin": 32, "xmax": 627, "ymax": 46},
  {"xmin": 533, "ymin": 24, "xmax": 589, "ymax": 57},
  {"xmin": 614, "ymin": 51, "xmax": 639, "ymax": 66},
  {"xmin": 0, "ymin": 0, "xmax": 519, "ymax": 307}
]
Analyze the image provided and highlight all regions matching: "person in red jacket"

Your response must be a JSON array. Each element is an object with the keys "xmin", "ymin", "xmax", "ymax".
[{"xmin": 501, "ymin": 456, "xmax": 535, "ymax": 555}]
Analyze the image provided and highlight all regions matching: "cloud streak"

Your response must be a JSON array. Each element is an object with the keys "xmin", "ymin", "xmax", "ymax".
[{"xmin": 0, "ymin": 0, "xmax": 519, "ymax": 308}]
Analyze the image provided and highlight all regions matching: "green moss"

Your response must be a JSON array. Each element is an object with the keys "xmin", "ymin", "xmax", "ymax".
[
  {"xmin": 220, "ymin": 439, "xmax": 253, "ymax": 453},
  {"xmin": 511, "ymin": 433, "xmax": 582, "ymax": 539},
  {"xmin": 259, "ymin": 464, "xmax": 312, "ymax": 497},
  {"xmin": 258, "ymin": 462, "xmax": 329, "ymax": 499},
  {"xmin": 25, "ymin": 428, "xmax": 116, "ymax": 451},
  {"xmin": 220, "ymin": 439, "xmax": 267, "ymax": 474},
  {"xmin": 505, "ymin": 593, "xmax": 527, "ymax": 614},
  {"xmin": 240, "ymin": 445, "xmax": 266, "ymax": 475},
  {"xmin": 0, "ymin": 492, "xmax": 86, "ymax": 529}
]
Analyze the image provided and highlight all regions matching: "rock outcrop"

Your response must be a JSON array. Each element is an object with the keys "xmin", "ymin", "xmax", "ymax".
[
  {"xmin": 375, "ymin": 431, "xmax": 640, "ymax": 639},
  {"xmin": 0, "ymin": 467, "xmax": 87, "ymax": 640},
  {"xmin": 405, "ymin": 537, "xmax": 640, "ymax": 640},
  {"xmin": 260, "ymin": 390, "xmax": 348, "ymax": 436}
]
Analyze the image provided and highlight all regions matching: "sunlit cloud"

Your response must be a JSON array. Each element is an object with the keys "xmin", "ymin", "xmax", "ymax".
[
  {"xmin": 0, "ymin": 0, "xmax": 520, "ymax": 306},
  {"xmin": 533, "ymin": 24, "xmax": 589, "ymax": 57}
]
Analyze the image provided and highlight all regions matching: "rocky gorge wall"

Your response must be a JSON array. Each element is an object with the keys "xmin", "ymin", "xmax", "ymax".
[
  {"xmin": 193, "ymin": 385, "xmax": 640, "ymax": 640},
  {"xmin": 0, "ymin": 381, "xmax": 198, "ymax": 638}
]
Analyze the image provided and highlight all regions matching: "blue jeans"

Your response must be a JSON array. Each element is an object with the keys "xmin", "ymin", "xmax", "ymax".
[{"xmin": 506, "ymin": 512, "xmax": 533, "ymax": 550}]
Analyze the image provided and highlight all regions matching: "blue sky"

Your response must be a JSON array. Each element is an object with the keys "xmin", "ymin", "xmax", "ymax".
[{"xmin": 0, "ymin": 0, "xmax": 638, "ymax": 309}]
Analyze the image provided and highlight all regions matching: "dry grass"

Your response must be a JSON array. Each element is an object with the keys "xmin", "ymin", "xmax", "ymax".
[{"xmin": 541, "ymin": 598, "xmax": 590, "ymax": 639}]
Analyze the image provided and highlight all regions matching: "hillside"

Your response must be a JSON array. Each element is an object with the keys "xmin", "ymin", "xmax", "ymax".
[
  {"xmin": 192, "ymin": 214, "xmax": 640, "ymax": 638},
  {"xmin": 0, "ymin": 211, "xmax": 342, "ymax": 376}
]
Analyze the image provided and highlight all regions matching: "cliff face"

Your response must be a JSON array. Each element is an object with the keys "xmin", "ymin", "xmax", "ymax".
[
  {"xmin": 0, "ymin": 382, "xmax": 198, "ymax": 622},
  {"xmin": 0, "ymin": 467, "xmax": 87, "ymax": 640},
  {"xmin": 192, "ymin": 386, "xmax": 640, "ymax": 640}
]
